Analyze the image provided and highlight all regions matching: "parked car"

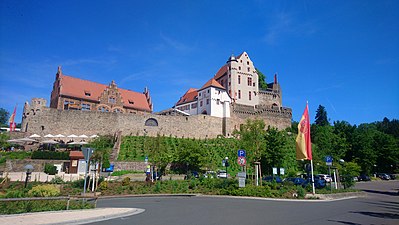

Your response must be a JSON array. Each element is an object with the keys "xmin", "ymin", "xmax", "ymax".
[
  {"xmin": 263, "ymin": 176, "xmax": 283, "ymax": 183},
  {"xmin": 284, "ymin": 177, "xmax": 306, "ymax": 185},
  {"xmin": 317, "ymin": 174, "xmax": 332, "ymax": 182},
  {"xmin": 217, "ymin": 170, "xmax": 228, "ymax": 178},
  {"xmin": 377, "ymin": 173, "xmax": 390, "ymax": 180},
  {"xmin": 388, "ymin": 174, "xmax": 396, "ymax": 180},
  {"xmin": 203, "ymin": 171, "xmax": 216, "ymax": 178},
  {"xmin": 302, "ymin": 177, "xmax": 326, "ymax": 189},
  {"xmin": 358, "ymin": 174, "xmax": 371, "ymax": 181}
]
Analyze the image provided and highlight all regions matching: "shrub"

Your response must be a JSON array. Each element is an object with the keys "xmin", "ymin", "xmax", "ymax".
[
  {"xmin": 31, "ymin": 151, "xmax": 69, "ymax": 160},
  {"xmin": 28, "ymin": 184, "xmax": 60, "ymax": 197},
  {"xmin": 98, "ymin": 181, "xmax": 108, "ymax": 191},
  {"xmin": 50, "ymin": 176, "xmax": 64, "ymax": 184},
  {"xmin": 122, "ymin": 177, "xmax": 130, "ymax": 186},
  {"xmin": 44, "ymin": 164, "xmax": 57, "ymax": 175}
]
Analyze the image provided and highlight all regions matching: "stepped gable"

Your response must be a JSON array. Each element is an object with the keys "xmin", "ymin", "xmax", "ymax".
[
  {"xmin": 199, "ymin": 78, "xmax": 225, "ymax": 90},
  {"xmin": 58, "ymin": 73, "xmax": 151, "ymax": 111},
  {"xmin": 176, "ymin": 88, "xmax": 198, "ymax": 105}
]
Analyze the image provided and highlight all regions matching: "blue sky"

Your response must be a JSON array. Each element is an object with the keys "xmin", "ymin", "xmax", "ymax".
[{"xmin": 0, "ymin": 0, "xmax": 398, "ymax": 125}]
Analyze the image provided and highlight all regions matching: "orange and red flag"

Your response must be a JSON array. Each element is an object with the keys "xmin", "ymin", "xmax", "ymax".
[{"xmin": 296, "ymin": 103, "xmax": 312, "ymax": 160}]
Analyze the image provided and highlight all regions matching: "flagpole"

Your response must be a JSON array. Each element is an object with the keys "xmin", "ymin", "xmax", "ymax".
[{"xmin": 310, "ymin": 159, "xmax": 315, "ymax": 195}]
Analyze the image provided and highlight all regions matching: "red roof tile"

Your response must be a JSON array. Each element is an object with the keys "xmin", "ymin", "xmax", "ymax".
[
  {"xmin": 69, "ymin": 151, "xmax": 84, "ymax": 158},
  {"xmin": 59, "ymin": 74, "xmax": 151, "ymax": 111},
  {"xmin": 199, "ymin": 78, "xmax": 224, "ymax": 90},
  {"xmin": 176, "ymin": 88, "xmax": 198, "ymax": 106},
  {"xmin": 214, "ymin": 65, "xmax": 228, "ymax": 80}
]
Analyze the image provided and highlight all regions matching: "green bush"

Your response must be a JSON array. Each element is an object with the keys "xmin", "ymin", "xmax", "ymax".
[
  {"xmin": 0, "ymin": 199, "xmax": 94, "ymax": 214},
  {"xmin": 31, "ymin": 151, "xmax": 69, "ymax": 160},
  {"xmin": 50, "ymin": 176, "xmax": 64, "ymax": 184},
  {"xmin": 44, "ymin": 163, "xmax": 57, "ymax": 175},
  {"xmin": 28, "ymin": 184, "xmax": 60, "ymax": 197},
  {"xmin": 98, "ymin": 181, "xmax": 108, "ymax": 191},
  {"xmin": 122, "ymin": 177, "xmax": 130, "ymax": 186}
]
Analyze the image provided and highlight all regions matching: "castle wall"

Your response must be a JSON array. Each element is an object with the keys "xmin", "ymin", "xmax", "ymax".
[{"xmin": 22, "ymin": 107, "xmax": 227, "ymax": 139}]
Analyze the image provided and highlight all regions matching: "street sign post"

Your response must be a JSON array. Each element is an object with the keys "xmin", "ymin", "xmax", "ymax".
[
  {"xmin": 237, "ymin": 149, "xmax": 246, "ymax": 157},
  {"xmin": 238, "ymin": 172, "xmax": 246, "ymax": 188},
  {"xmin": 325, "ymin": 155, "xmax": 333, "ymax": 166},
  {"xmin": 237, "ymin": 156, "xmax": 246, "ymax": 166},
  {"xmin": 81, "ymin": 147, "xmax": 95, "ymax": 197}
]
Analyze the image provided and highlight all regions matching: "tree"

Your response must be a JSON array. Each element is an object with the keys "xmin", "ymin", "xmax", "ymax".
[
  {"xmin": 0, "ymin": 108, "xmax": 9, "ymax": 126},
  {"xmin": 315, "ymin": 105, "xmax": 329, "ymax": 126},
  {"xmin": 256, "ymin": 68, "xmax": 268, "ymax": 90},
  {"xmin": 233, "ymin": 119, "xmax": 266, "ymax": 165},
  {"xmin": 262, "ymin": 128, "xmax": 286, "ymax": 175}
]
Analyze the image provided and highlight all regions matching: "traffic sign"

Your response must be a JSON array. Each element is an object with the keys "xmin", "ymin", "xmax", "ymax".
[
  {"xmin": 82, "ymin": 147, "xmax": 94, "ymax": 162},
  {"xmin": 237, "ymin": 149, "xmax": 246, "ymax": 157},
  {"xmin": 325, "ymin": 156, "xmax": 333, "ymax": 166},
  {"xmin": 237, "ymin": 156, "xmax": 246, "ymax": 166}
]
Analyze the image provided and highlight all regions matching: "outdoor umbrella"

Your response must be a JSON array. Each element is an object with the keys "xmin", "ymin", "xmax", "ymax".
[
  {"xmin": 54, "ymin": 134, "xmax": 65, "ymax": 138},
  {"xmin": 41, "ymin": 140, "xmax": 59, "ymax": 144},
  {"xmin": 44, "ymin": 134, "xmax": 54, "ymax": 138},
  {"xmin": 79, "ymin": 134, "xmax": 88, "ymax": 139},
  {"xmin": 18, "ymin": 137, "xmax": 39, "ymax": 143},
  {"xmin": 67, "ymin": 134, "xmax": 78, "ymax": 138},
  {"xmin": 90, "ymin": 134, "xmax": 99, "ymax": 138},
  {"xmin": 6, "ymin": 139, "xmax": 24, "ymax": 144},
  {"xmin": 29, "ymin": 134, "xmax": 41, "ymax": 138}
]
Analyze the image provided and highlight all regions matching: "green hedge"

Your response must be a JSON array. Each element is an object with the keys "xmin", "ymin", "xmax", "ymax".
[
  {"xmin": 31, "ymin": 151, "xmax": 69, "ymax": 160},
  {"xmin": 0, "ymin": 199, "xmax": 94, "ymax": 214}
]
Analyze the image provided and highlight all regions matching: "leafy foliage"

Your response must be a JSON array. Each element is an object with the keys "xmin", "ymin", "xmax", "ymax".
[
  {"xmin": 31, "ymin": 151, "xmax": 69, "ymax": 160},
  {"xmin": 256, "ymin": 68, "xmax": 268, "ymax": 90},
  {"xmin": 28, "ymin": 184, "xmax": 60, "ymax": 197},
  {"xmin": 0, "ymin": 108, "xmax": 9, "ymax": 126},
  {"xmin": 315, "ymin": 105, "xmax": 329, "ymax": 126},
  {"xmin": 44, "ymin": 163, "xmax": 58, "ymax": 175}
]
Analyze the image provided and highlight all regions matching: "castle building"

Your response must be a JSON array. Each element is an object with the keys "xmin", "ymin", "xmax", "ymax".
[
  {"xmin": 49, "ymin": 66, "xmax": 152, "ymax": 114},
  {"xmin": 21, "ymin": 51, "xmax": 292, "ymax": 139},
  {"xmin": 174, "ymin": 51, "xmax": 286, "ymax": 118}
]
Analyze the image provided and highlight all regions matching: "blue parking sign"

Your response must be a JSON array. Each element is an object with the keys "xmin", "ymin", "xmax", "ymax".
[
  {"xmin": 325, "ymin": 156, "xmax": 333, "ymax": 163},
  {"xmin": 238, "ymin": 149, "xmax": 246, "ymax": 157}
]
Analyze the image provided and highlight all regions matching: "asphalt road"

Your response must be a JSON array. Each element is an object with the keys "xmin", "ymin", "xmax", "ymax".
[{"xmin": 92, "ymin": 180, "xmax": 399, "ymax": 225}]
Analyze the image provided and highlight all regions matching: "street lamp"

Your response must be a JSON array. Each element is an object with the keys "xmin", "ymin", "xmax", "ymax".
[
  {"xmin": 24, "ymin": 164, "xmax": 34, "ymax": 188},
  {"xmin": 225, "ymin": 157, "xmax": 229, "ymax": 178}
]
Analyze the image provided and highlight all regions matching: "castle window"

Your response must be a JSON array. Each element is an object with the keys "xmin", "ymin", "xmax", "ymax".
[
  {"xmin": 207, "ymin": 89, "xmax": 210, "ymax": 93},
  {"xmin": 145, "ymin": 118, "xmax": 158, "ymax": 126},
  {"xmin": 247, "ymin": 61, "xmax": 249, "ymax": 65},
  {"xmin": 192, "ymin": 103, "xmax": 197, "ymax": 109},
  {"xmin": 239, "ymin": 66, "xmax": 241, "ymax": 70},
  {"xmin": 217, "ymin": 99, "xmax": 220, "ymax": 105},
  {"xmin": 249, "ymin": 91, "xmax": 252, "ymax": 101},
  {"xmin": 248, "ymin": 77, "xmax": 252, "ymax": 86},
  {"xmin": 128, "ymin": 100, "xmax": 134, "ymax": 104},
  {"xmin": 200, "ymin": 101, "xmax": 203, "ymax": 107},
  {"xmin": 247, "ymin": 67, "xmax": 250, "ymax": 72},
  {"xmin": 81, "ymin": 103, "xmax": 91, "ymax": 111},
  {"xmin": 84, "ymin": 91, "xmax": 91, "ymax": 96},
  {"xmin": 253, "ymin": 82, "xmax": 255, "ymax": 87},
  {"xmin": 238, "ymin": 75, "xmax": 241, "ymax": 84},
  {"xmin": 109, "ymin": 97, "xmax": 116, "ymax": 104},
  {"xmin": 206, "ymin": 99, "xmax": 210, "ymax": 105},
  {"xmin": 98, "ymin": 106, "xmax": 109, "ymax": 112},
  {"xmin": 238, "ymin": 90, "xmax": 241, "ymax": 99},
  {"xmin": 199, "ymin": 93, "xmax": 201, "ymax": 97}
]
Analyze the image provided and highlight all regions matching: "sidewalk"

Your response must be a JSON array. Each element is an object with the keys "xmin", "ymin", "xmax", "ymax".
[{"xmin": 0, "ymin": 207, "xmax": 144, "ymax": 225}]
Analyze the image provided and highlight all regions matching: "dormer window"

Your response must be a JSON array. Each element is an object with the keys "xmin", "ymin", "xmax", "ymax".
[
  {"xmin": 84, "ymin": 91, "xmax": 91, "ymax": 96},
  {"xmin": 128, "ymin": 100, "xmax": 134, "ymax": 104}
]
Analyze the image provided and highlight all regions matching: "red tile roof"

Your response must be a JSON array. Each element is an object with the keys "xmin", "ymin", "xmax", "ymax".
[
  {"xmin": 214, "ymin": 65, "xmax": 228, "ymax": 80},
  {"xmin": 176, "ymin": 88, "xmax": 198, "ymax": 106},
  {"xmin": 199, "ymin": 78, "xmax": 225, "ymax": 90},
  {"xmin": 69, "ymin": 151, "xmax": 84, "ymax": 159},
  {"xmin": 59, "ymin": 74, "xmax": 151, "ymax": 111}
]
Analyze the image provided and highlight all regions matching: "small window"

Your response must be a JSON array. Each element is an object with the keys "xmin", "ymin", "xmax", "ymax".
[
  {"xmin": 239, "ymin": 66, "xmax": 241, "ymax": 70},
  {"xmin": 200, "ymin": 101, "xmax": 203, "ymax": 107},
  {"xmin": 81, "ymin": 103, "xmax": 91, "ymax": 111},
  {"xmin": 249, "ymin": 91, "xmax": 252, "ymax": 101},
  {"xmin": 207, "ymin": 90, "xmax": 210, "ymax": 93},
  {"xmin": 238, "ymin": 90, "xmax": 241, "ymax": 99},
  {"xmin": 238, "ymin": 75, "xmax": 241, "ymax": 84},
  {"xmin": 199, "ymin": 93, "xmax": 201, "ymax": 97},
  {"xmin": 85, "ymin": 91, "xmax": 91, "ymax": 96},
  {"xmin": 206, "ymin": 99, "xmax": 210, "ymax": 105},
  {"xmin": 217, "ymin": 99, "xmax": 220, "ymax": 105},
  {"xmin": 128, "ymin": 100, "xmax": 134, "ymax": 104},
  {"xmin": 248, "ymin": 77, "xmax": 252, "ymax": 86},
  {"xmin": 109, "ymin": 97, "xmax": 116, "ymax": 104},
  {"xmin": 247, "ymin": 67, "xmax": 250, "ymax": 72},
  {"xmin": 247, "ymin": 61, "xmax": 249, "ymax": 65}
]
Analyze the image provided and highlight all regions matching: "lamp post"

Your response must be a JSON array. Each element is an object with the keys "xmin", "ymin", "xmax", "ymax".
[
  {"xmin": 225, "ymin": 157, "xmax": 229, "ymax": 178},
  {"xmin": 24, "ymin": 164, "xmax": 34, "ymax": 188}
]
